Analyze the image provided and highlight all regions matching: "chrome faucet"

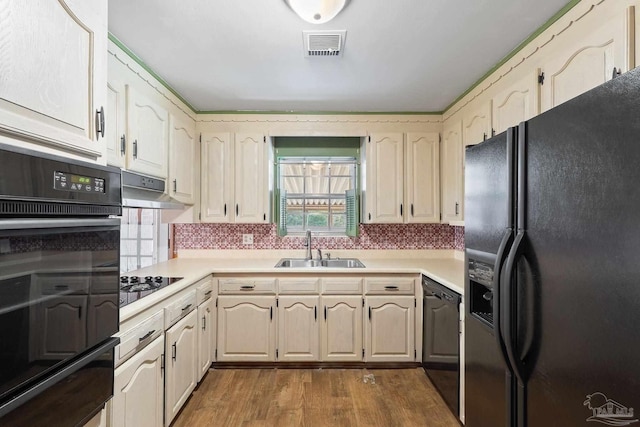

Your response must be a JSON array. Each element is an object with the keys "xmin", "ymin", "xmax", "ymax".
[
  {"xmin": 317, "ymin": 248, "xmax": 323, "ymax": 260},
  {"xmin": 305, "ymin": 230, "xmax": 312, "ymax": 260}
]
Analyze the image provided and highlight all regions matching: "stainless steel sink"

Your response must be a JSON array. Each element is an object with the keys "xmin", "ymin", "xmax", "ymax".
[{"xmin": 275, "ymin": 258, "xmax": 365, "ymax": 268}]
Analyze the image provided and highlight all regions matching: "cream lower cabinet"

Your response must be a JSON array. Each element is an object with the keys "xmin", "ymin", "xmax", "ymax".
[
  {"xmin": 165, "ymin": 310, "xmax": 197, "ymax": 426},
  {"xmin": 197, "ymin": 297, "xmax": 214, "ymax": 381},
  {"xmin": 321, "ymin": 295, "xmax": 363, "ymax": 362},
  {"xmin": 112, "ymin": 335, "xmax": 164, "ymax": 427},
  {"xmin": 217, "ymin": 295, "xmax": 276, "ymax": 361},
  {"xmin": 365, "ymin": 296, "xmax": 416, "ymax": 362},
  {"xmin": 277, "ymin": 296, "xmax": 320, "ymax": 361}
]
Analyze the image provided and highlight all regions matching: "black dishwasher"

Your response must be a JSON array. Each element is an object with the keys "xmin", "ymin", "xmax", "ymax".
[{"xmin": 422, "ymin": 275, "xmax": 461, "ymax": 416}]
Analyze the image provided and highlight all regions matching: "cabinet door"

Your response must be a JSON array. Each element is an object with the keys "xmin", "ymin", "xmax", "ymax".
[
  {"xmin": 277, "ymin": 296, "xmax": 320, "ymax": 361},
  {"xmin": 106, "ymin": 79, "xmax": 126, "ymax": 167},
  {"xmin": 0, "ymin": 0, "xmax": 106, "ymax": 158},
  {"xmin": 321, "ymin": 296, "xmax": 363, "ymax": 362},
  {"xmin": 38, "ymin": 295, "xmax": 88, "ymax": 359},
  {"xmin": 540, "ymin": 9, "xmax": 628, "ymax": 112},
  {"xmin": 200, "ymin": 132, "xmax": 233, "ymax": 223},
  {"xmin": 441, "ymin": 120, "xmax": 463, "ymax": 224},
  {"xmin": 234, "ymin": 133, "xmax": 267, "ymax": 223},
  {"xmin": 127, "ymin": 87, "xmax": 169, "ymax": 178},
  {"xmin": 365, "ymin": 296, "xmax": 415, "ymax": 362},
  {"xmin": 197, "ymin": 299, "xmax": 213, "ymax": 381},
  {"xmin": 112, "ymin": 335, "xmax": 164, "ymax": 427},
  {"xmin": 165, "ymin": 310, "xmax": 197, "ymax": 426},
  {"xmin": 169, "ymin": 114, "xmax": 197, "ymax": 204},
  {"xmin": 491, "ymin": 72, "xmax": 539, "ymax": 134},
  {"xmin": 217, "ymin": 296, "xmax": 276, "ymax": 361},
  {"xmin": 405, "ymin": 132, "xmax": 440, "ymax": 223},
  {"xmin": 462, "ymin": 102, "xmax": 492, "ymax": 147},
  {"xmin": 423, "ymin": 295, "xmax": 459, "ymax": 364},
  {"xmin": 365, "ymin": 133, "xmax": 404, "ymax": 223}
]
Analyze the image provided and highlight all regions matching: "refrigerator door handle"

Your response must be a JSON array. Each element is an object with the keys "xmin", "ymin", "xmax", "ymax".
[
  {"xmin": 501, "ymin": 229, "xmax": 527, "ymax": 384},
  {"xmin": 493, "ymin": 228, "xmax": 515, "ymax": 373}
]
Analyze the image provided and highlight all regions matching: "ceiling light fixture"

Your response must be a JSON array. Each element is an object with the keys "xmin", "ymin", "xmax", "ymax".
[{"xmin": 284, "ymin": 0, "xmax": 350, "ymax": 24}]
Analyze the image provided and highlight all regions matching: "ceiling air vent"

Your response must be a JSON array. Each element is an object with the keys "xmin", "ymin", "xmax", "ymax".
[{"xmin": 303, "ymin": 30, "xmax": 346, "ymax": 57}]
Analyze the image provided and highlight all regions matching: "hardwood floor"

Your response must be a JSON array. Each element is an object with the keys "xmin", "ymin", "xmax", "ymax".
[{"xmin": 173, "ymin": 368, "xmax": 460, "ymax": 427}]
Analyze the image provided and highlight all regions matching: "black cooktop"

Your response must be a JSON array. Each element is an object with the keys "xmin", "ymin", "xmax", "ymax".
[{"xmin": 119, "ymin": 276, "xmax": 184, "ymax": 307}]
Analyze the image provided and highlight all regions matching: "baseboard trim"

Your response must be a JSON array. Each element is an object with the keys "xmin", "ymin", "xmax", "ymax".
[{"xmin": 211, "ymin": 362, "xmax": 422, "ymax": 369}]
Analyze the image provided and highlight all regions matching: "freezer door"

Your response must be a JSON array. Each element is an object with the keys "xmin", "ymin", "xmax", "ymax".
[
  {"xmin": 464, "ymin": 129, "xmax": 517, "ymax": 427},
  {"xmin": 517, "ymin": 67, "xmax": 640, "ymax": 426}
]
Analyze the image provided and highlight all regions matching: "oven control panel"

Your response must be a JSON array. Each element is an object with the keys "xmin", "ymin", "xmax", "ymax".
[{"xmin": 54, "ymin": 171, "xmax": 105, "ymax": 193}]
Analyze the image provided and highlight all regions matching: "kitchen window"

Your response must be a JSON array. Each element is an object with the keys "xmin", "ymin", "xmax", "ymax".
[
  {"xmin": 120, "ymin": 208, "xmax": 169, "ymax": 273},
  {"xmin": 274, "ymin": 137, "xmax": 361, "ymax": 237}
]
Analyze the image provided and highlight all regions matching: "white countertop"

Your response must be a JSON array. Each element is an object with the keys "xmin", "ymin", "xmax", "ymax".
[{"xmin": 121, "ymin": 251, "xmax": 465, "ymax": 322}]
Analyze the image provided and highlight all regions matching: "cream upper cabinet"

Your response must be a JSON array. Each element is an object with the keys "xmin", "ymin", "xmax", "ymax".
[
  {"xmin": 217, "ymin": 295, "xmax": 276, "ymax": 361},
  {"xmin": 169, "ymin": 114, "xmax": 197, "ymax": 204},
  {"xmin": 463, "ymin": 102, "xmax": 493, "ymax": 147},
  {"xmin": 492, "ymin": 72, "xmax": 539, "ymax": 134},
  {"xmin": 201, "ymin": 132, "xmax": 268, "ymax": 223},
  {"xmin": 441, "ymin": 120, "xmax": 464, "ymax": 224},
  {"xmin": 112, "ymin": 335, "xmax": 164, "ymax": 427},
  {"xmin": 0, "ymin": 0, "xmax": 107, "ymax": 158},
  {"xmin": 126, "ymin": 86, "xmax": 169, "ymax": 178},
  {"xmin": 165, "ymin": 310, "xmax": 197, "ymax": 427},
  {"xmin": 105, "ymin": 79, "xmax": 126, "ymax": 167},
  {"xmin": 364, "ymin": 133, "xmax": 405, "ymax": 224},
  {"xmin": 365, "ymin": 295, "xmax": 416, "ymax": 362},
  {"xmin": 405, "ymin": 132, "xmax": 440, "ymax": 223},
  {"xmin": 321, "ymin": 295, "xmax": 363, "ymax": 362},
  {"xmin": 540, "ymin": 9, "xmax": 629, "ymax": 113},
  {"xmin": 234, "ymin": 133, "xmax": 268, "ymax": 223},
  {"xmin": 277, "ymin": 296, "xmax": 320, "ymax": 361},
  {"xmin": 201, "ymin": 132, "xmax": 233, "ymax": 223}
]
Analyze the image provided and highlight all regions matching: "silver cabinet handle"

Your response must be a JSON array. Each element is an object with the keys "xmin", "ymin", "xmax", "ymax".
[
  {"xmin": 95, "ymin": 106, "xmax": 105, "ymax": 139},
  {"xmin": 384, "ymin": 285, "xmax": 399, "ymax": 291},
  {"xmin": 133, "ymin": 140, "xmax": 138, "ymax": 159},
  {"xmin": 455, "ymin": 202, "xmax": 459, "ymax": 215},
  {"xmin": 138, "ymin": 330, "xmax": 155, "ymax": 342},
  {"xmin": 173, "ymin": 179, "xmax": 177, "ymax": 192},
  {"xmin": 120, "ymin": 135, "xmax": 126, "ymax": 155},
  {"xmin": 240, "ymin": 285, "xmax": 255, "ymax": 291}
]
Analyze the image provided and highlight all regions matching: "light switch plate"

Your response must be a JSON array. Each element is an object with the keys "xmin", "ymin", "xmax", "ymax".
[{"xmin": 242, "ymin": 234, "xmax": 254, "ymax": 245}]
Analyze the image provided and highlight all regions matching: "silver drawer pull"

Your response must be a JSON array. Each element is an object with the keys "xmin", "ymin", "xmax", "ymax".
[
  {"xmin": 240, "ymin": 285, "xmax": 255, "ymax": 291},
  {"xmin": 181, "ymin": 304, "xmax": 192, "ymax": 312},
  {"xmin": 138, "ymin": 330, "xmax": 155, "ymax": 342},
  {"xmin": 384, "ymin": 285, "xmax": 399, "ymax": 291},
  {"xmin": 204, "ymin": 290, "xmax": 213, "ymax": 296}
]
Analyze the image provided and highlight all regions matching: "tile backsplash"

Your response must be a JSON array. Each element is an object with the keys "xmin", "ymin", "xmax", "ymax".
[{"xmin": 174, "ymin": 223, "xmax": 465, "ymax": 251}]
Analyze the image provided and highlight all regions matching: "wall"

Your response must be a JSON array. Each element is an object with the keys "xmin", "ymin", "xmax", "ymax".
[{"xmin": 175, "ymin": 223, "xmax": 464, "ymax": 251}]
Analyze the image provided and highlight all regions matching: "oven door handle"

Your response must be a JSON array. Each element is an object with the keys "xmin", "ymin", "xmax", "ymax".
[
  {"xmin": 0, "ymin": 337, "xmax": 120, "ymax": 418},
  {"xmin": 0, "ymin": 218, "xmax": 121, "ymax": 230}
]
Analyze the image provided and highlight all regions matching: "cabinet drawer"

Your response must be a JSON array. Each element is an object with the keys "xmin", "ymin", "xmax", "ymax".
[
  {"xmin": 278, "ymin": 278, "xmax": 320, "ymax": 294},
  {"xmin": 165, "ymin": 290, "xmax": 197, "ymax": 329},
  {"xmin": 219, "ymin": 278, "xmax": 276, "ymax": 294},
  {"xmin": 365, "ymin": 278, "xmax": 415, "ymax": 295},
  {"xmin": 322, "ymin": 277, "xmax": 363, "ymax": 294},
  {"xmin": 116, "ymin": 310, "xmax": 164, "ymax": 367},
  {"xmin": 38, "ymin": 274, "xmax": 89, "ymax": 294},
  {"xmin": 195, "ymin": 277, "xmax": 214, "ymax": 305}
]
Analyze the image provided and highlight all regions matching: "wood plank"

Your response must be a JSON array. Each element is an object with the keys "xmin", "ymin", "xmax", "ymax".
[{"xmin": 172, "ymin": 368, "xmax": 460, "ymax": 427}]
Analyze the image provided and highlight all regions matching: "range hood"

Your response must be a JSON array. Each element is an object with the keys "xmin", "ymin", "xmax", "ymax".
[{"xmin": 121, "ymin": 171, "xmax": 185, "ymax": 210}]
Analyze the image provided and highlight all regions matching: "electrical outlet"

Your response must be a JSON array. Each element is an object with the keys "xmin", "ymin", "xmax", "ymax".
[{"xmin": 242, "ymin": 234, "xmax": 254, "ymax": 245}]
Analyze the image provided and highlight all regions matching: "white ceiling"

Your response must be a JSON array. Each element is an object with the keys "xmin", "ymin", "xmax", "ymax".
[{"xmin": 108, "ymin": 0, "xmax": 570, "ymax": 113}]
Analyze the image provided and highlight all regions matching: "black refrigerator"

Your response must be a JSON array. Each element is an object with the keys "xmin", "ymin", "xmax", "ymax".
[{"xmin": 464, "ymin": 66, "xmax": 640, "ymax": 427}]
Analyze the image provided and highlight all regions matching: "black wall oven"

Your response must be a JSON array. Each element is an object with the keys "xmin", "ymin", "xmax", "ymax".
[{"xmin": 0, "ymin": 144, "xmax": 122, "ymax": 426}]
